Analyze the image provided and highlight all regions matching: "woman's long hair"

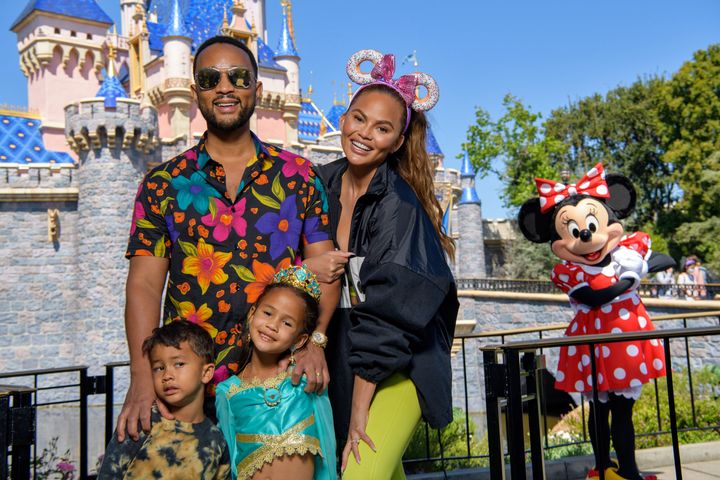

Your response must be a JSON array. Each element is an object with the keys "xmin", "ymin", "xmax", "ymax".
[{"xmin": 351, "ymin": 84, "xmax": 455, "ymax": 260}]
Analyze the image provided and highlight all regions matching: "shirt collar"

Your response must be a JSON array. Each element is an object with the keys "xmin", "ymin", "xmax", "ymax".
[{"xmin": 194, "ymin": 131, "xmax": 267, "ymax": 171}]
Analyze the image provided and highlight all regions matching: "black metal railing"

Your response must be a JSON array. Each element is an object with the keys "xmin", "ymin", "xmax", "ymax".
[
  {"xmin": 401, "ymin": 311, "xmax": 720, "ymax": 477},
  {"xmin": 456, "ymin": 278, "xmax": 720, "ymax": 299},
  {"xmin": 0, "ymin": 366, "xmax": 106, "ymax": 479},
  {"xmin": 480, "ymin": 324, "xmax": 720, "ymax": 480},
  {"xmin": 2, "ymin": 311, "xmax": 719, "ymax": 479}
]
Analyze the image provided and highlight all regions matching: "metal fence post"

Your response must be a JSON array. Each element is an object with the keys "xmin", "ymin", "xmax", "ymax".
[
  {"xmin": 483, "ymin": 349, "xmax": 505, "ymax": 480},
  {"xmin": 505, "ymin": 349, "xmax": 526, "ymax": 480},
  {"xmin": 524, "ymin": 351, "xmax": 545, "ymax": 480}
]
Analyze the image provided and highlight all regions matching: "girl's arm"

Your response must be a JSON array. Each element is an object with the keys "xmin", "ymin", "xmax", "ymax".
[{"xmin": 341, "ymin": 376, "xmax": 377, "ymax": 472}]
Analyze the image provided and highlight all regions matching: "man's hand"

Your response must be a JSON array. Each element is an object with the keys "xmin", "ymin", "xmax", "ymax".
[
  {"xmin": 280, "ymin": 343, "xmax": 329, "ymax": 393},
  {"xmin": 116, "ymin": 374, "xmax": 172, "ymax": 442}
]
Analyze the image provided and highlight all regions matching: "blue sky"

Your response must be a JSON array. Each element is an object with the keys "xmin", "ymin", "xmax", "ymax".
[{"xmin": 1, "ymin": 1, "xmax": 718, "ymax": 218}]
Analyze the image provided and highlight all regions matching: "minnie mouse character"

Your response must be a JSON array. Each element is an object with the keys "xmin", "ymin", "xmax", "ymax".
[{"xmin": 518, "ymin": 163, "xmax": 674, "ymax": 480}]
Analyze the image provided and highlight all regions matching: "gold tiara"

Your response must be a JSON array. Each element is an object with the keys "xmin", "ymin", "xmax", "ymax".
[{"xmin": 272, "ymin": 264, "xmax": 321, "ymax": 301}]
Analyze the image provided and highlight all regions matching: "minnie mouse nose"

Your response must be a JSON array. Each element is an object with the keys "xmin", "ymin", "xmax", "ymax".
[{"xmin": 580, "ymin": 229, "xmax": 592, "ymax": 242}]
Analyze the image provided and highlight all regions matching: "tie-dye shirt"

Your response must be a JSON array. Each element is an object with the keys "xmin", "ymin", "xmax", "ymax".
[{"xmin": 98, "ymin": 410, "xmax": 230, "ymax": 479}]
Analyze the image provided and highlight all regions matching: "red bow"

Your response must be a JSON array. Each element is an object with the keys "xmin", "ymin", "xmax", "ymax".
[
  {"xmin": 535, "ymin": 163, "xmax": 609, "ymax": 213},
  {"xmin": 370, "ymin": 54, "xmax": 418, "ymax": 106}
]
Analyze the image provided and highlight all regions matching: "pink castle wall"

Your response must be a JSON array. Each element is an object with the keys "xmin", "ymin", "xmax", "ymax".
[{"xmin": 256, "ymin": 109, "xmax": 285, "ymax": 143}]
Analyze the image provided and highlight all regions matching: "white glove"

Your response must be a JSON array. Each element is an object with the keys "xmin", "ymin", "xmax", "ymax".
[{"xmin": 612, "ymin": 247, "xmax": 648, "ymax": 291}]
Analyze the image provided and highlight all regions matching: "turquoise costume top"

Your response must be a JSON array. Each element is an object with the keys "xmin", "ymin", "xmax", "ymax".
[{"xmin": 215, "ymin": 371, "xmax": 337, "ymax": 480}]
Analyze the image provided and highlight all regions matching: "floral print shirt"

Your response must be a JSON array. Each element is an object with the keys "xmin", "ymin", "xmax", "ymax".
[{"xmin": 126, "ymin": 133, "xmax": 331, "ymax": 389}]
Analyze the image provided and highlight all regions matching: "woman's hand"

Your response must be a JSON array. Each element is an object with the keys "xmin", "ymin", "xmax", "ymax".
[
  {"xmin": 341, "ymin": 406, "xmax": 376, "ymax": 472},
  {"xmin": 303, "ymin": 250, "xmax": 353, "ymax": 283},
  {"xmin": 341, "ymin": 376, "xmax": 377, "ymax": 473}
]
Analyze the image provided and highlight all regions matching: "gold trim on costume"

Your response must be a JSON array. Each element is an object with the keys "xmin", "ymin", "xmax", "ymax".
[
  {"xmin": 235, "ymin": 415, "xmax": 322, "ymax": 479},
  {"xmin": 225, "ymin": 371, "xmax": 289, "ymax": 398}
]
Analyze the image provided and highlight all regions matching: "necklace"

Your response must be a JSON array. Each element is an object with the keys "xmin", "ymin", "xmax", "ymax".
[{"xmin": 240, "ymin": 367, "xmax": 286, "ymax": 407}]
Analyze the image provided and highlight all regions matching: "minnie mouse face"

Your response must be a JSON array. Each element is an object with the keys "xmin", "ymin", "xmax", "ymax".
[
  {"xmin": 518, "ymin": 168, "xmax": 637, "ymax": 266},
  {"xmin": 551, "ymin": 197, "xmax": 624, "ymax": 265}
]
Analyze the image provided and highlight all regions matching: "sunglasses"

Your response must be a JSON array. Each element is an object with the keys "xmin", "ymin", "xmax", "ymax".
[{"xmin": 194, "ymin": 67, "xmax": 254, "ymax": 91}]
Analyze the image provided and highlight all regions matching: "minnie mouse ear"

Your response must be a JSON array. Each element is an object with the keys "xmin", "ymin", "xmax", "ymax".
[
  {"xmin": 518, "ymin": 198, "xmax": 554, "ymax": 243},
  {"xmin": 605, "ymin": 174, "xmax": 636, "ymax": 219}
]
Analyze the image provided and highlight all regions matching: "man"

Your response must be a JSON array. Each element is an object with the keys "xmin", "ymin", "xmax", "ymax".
[{"xmin": 119, "ymin": 36, "xmax": 338, "ymax": 442}]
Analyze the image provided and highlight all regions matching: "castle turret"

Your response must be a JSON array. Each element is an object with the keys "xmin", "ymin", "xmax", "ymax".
[
  {"xmin": 120, "ymin": 0, "xmax": 143, "ymax": 36},
  {"xmin": 274, "ymin": 1, "xmax": 301, "ymax": 147},
  {"xmin": 161, "ymin": 0, "xmax": 193, "ymax": 141},
  {"xmin": 11, "ymin": 0, "xmax": 113, "ymax": 154},
  {"xmin": 457, "ymin": 151, "xmax": 486, "ymax": 278},
  {"xmin": 64, "ymin": 88, "xmax": 158, "ymax": 365}
]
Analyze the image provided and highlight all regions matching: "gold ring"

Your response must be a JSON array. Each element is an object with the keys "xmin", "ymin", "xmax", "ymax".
[
  {"xmin": 315, "ymin": 371, "xmax": 322, "ymax": 377},
  {"xmin": 353, "ymin": 438, "xmax": 360, "ymax": 444}
]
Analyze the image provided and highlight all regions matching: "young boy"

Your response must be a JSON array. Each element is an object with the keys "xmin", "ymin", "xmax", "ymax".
[{"xmin": 98, "ymin": 321, "xmax": 230, "ymax": 479}]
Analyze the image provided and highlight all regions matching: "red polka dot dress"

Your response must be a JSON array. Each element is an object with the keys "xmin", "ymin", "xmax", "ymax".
[{"xmin": 552, "ymin": 232, "xmax": 666, "ymax": 398}]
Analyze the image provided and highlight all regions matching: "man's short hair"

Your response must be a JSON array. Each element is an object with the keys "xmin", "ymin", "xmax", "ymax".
[
  {"xmin": 142, "ymin": 321, "xmax": 214, "ymax": 364},
  {"xmin": 193, "ymin": 35, "xmax": 258, "ymax": 77}
]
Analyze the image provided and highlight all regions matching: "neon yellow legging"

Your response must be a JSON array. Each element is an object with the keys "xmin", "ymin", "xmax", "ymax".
[{"xmin": 342, "ymin": 373, "xmax": 422, "ymax": 480}]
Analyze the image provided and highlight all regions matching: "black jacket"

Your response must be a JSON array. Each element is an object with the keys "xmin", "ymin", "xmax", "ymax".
[{"xmin": 317, "ymin": 157, "xmax": 459, "ymax": 445}]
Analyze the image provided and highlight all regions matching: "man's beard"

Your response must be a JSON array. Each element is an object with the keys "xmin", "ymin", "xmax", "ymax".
[{"xmin": 199, "ymin": 95, "xmax": 256, "ymax": 132}]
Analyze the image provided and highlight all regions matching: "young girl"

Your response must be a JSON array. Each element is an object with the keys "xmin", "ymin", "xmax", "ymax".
[{"xmin": 215, "ymin": 265, "xmax": 336, "ymax": 480}]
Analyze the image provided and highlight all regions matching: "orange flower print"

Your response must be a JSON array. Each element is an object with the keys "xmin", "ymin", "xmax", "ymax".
[
  {"xmin": 181, "ymin": 238, "xmax": 232, "ymax": 294},
  {"xmin": 156, "ymin": 189, "xmax": 164, "ymax": 196},
  {"xmin": 230, "ymin": 282, "xmax": 238, "ymax": 294},
  {"xmin": 174, "ymin": 212, "xmax": 185, "ymax": 223},
  {"xmin": 177, "ymin": 282, "xmax": 191, "ymax": 295},
  {"xmin": 238, "ymin": 239, "xmax": 247, "ymax": 250},
  {"xmin": 254, "ymin": 243, "xmax": 267, "ymax": 253},
  {"xmin": 198, "ymin": 225, "xmax": 210, "ymax": 238},
  {"xmin": 215, "ymin": 331, "xmax": 228, "ymax": 345},
  {"xmin": 244, "ymin": 258, "xmax": 291, "ymax": 303},
  {"xmin": 189, "ymin": 219, "xmax": 197, "ymax": 227},
  {"xmin": 250, "ymin": 207, "xmax": 258, "ymax": 214},
  {"xmin": 176, "ymin": 301, "xmax": 218, "ymax": 337},
  {"xmin": 216, "ymin": 289, "xmax": 225, "ymax": 298},
  {"xmin": 287, "ymin": 181, "xmax": 297, "ymax": 190},
  {"xmin": 218, "ymin": 300, "xmax": 231, "ymax": 313},
  {"xmin": 256, "ymin": 174, "xmax": 268, "ymax": 185}
]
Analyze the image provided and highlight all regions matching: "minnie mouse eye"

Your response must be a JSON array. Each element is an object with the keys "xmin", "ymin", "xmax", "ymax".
[
  {"xmin": 567, "ymin": 220, "xmax": 580, "ymax": 239},
  {"xmin": 586, "ymin": 214, "xmax": 599, "ymax": 233}
]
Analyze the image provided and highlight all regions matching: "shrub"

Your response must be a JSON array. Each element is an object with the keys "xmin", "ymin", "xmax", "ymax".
[{"xmin": 403, "ymin": 407, "xmax": 488, "ymax": 473}]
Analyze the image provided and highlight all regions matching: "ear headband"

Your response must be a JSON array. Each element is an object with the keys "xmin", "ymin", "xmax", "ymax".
[
  {"xmin": 534, "ymin": 163, "xmax": 609, "ymax": 213},
  {"xmin": 346, "ymin": 49, "xmax": 440, "ymax": 131}
]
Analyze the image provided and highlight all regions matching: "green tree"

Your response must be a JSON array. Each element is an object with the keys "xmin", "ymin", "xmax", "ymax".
[
  {"xmin": 659, "ymin": 44, "xmax": 720, "ymax": 271},
  {"xmin": 544, "ymin": 78, "xmax": 674, "ymax": 230},
  {"xmin": 462, "ymin": 94, "xmax": 564, "ymax": 208}
]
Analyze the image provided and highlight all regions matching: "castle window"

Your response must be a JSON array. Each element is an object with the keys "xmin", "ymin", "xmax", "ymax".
[
  {"xmin": 87, "ymin": 34, "xmax": 92, "ymax": 40},
  {"xmin": 70, "ymin": 31, "xmax": 77, "ymax": 37},
  {"xmin": 54, "ymin": 28, "xmax": 60, "ymax": 34}
]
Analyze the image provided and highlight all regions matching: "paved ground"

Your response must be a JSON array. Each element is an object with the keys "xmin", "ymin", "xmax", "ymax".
[{"xmin": 649, "ymin": 460, "xmax": 720, "ymax": 479}]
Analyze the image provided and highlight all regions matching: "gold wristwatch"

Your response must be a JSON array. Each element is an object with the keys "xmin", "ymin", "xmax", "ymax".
[{"xmin": 310, "ymin": 331, "xmax": 328, "ymax": 349}]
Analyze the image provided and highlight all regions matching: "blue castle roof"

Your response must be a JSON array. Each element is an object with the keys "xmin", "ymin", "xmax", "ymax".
[
  {"xmin": 275, "ymin": 6, "xmax": 298, "ymax": 57},
  {"xmin": 12, "ymin": 0, "xmax": 112, "ymax": 30},
  {"xmin": 299, "ymin": 100, "xmax": 324, "ymax": 143},
  {"xmin": 0, "ymin": 113, "xmax": 74, "ymax": 165},
  {"xmin": 258, "ymin": 38, "xmax": 286, "ymax": 71},
  {"xmin": 96, "ymin": 71, "xmax": 128, "ymax": 108},
  {"xmin": 426, "ymin": 124, "xmax": 442, "ymax": 155},
  {"xmin": 325, "ymin": 104, "xmax": 345, "ymax": 131},
  {"xmin": 460, "ymin": 150, "xmax": 475, "ymax": 177},
  {"xmin": 163, "ymin": 0, "xmax": 191, "ymax": 39}
]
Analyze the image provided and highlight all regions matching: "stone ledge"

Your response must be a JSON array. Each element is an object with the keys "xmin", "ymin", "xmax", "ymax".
[{"xmin": 0, "ymin": 187, "xmax": 79, "ymax": 202}]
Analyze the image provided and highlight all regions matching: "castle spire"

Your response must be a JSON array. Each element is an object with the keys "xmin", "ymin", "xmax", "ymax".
[
  {"xmin": 276, "ymin": 1, "xmax": 298, "ymax": 57},
  {"xmin": 164, "ymin": 0, "xmax": 190, "ymax": 38},
  {"xmin": 458, "ymin": 151, "xmax": 481, "ymax": 205},
  {"xmin": 96, "ymin": 43, "xmax": 128, "ymax": 108}
]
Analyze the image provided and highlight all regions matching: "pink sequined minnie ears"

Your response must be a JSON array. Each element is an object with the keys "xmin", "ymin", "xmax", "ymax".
[{"xmin": 346, "ymin": 49, "xmax": 440, "ymax": 131}]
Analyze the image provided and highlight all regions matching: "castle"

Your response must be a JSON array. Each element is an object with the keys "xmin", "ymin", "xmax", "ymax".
[{"xmin": 0, "ymin": 0, "xmax": 513, "ymax": 375}]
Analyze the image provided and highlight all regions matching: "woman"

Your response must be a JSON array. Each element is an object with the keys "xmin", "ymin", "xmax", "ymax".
[{"xmin": 306, "ymin": 50, "xmax": 458, "ymax": 479}]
